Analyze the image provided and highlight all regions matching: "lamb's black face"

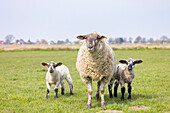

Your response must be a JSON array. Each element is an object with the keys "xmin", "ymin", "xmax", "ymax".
[
  {"xmin": 41, "ymin": 62, "xmax": 62, "ymax": 73},
  {"xmin": 119, "ymin": 58, "xmax": 143, "ymax": 71},
  {"xmin": 127, "ymin": 59, "xmax": 134, "ymax": 71},
  {"xmin": 77, "ymin": 32, "xmax": 107, "ymax": 52}
]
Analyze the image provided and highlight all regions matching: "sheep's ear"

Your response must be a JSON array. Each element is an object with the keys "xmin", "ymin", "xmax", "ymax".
[
  {"xmin": 133, "ymin": 60, "xmax": 143, "ymax": 64},
  {"xmin": 99, "ymin": 35, "xmax": 107, "ymax": 40},
  {"xmin": 119, "ymin": 60, "xmax": 128, "ymax": 64},
  {"xmin": 77, "ymin": 35, "xmax": 86, "ymax": 40},
  {"xmin": 42, "ymin": 63, "xmax": 48, "ymax": 67},
  {"xmin": 55, "ymin": 62, "xmax": 62, "ymax": 67}
]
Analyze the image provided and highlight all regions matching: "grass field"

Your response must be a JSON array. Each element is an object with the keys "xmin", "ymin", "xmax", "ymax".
[{"xmin": 0, "ymin": 49, "xmax": 169, "ymax": 113}]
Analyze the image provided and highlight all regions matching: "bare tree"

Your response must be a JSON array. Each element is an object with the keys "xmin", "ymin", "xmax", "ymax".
[
  {"xmin": 141, "ymin": 37, "xmax": 146, "ymax": 43},
  {"xmin": 147, "ymin": 38, "xmax": 154, "ymax": 44},
  {"xmin": 160, "ymin": 35, "xmax": 169, "ymax": 44},
  {"xmin": 5, "ymin": 35, "xmax": 15, "ymax": 44},
  {"xmin": 134, "ymin": 36, "xmax": 142, "ymax": 43},
  {"xmin": 129, "ymin": 37, "xmax": 133, "ymax": 43}
]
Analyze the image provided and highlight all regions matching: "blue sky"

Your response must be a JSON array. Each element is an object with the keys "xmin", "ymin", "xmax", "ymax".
[{"xmin": 0, "ymin": 0, "xmax": 170, "ymax": 42}]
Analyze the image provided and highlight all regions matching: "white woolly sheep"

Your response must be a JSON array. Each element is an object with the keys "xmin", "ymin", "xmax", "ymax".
[
  {"xmin": 108, "ymin": 58, "xmax": 143, "ymax": 100},
  {"xmin": 76, "ymin": 32, "xmax": 117, "ymax": 109},
  {"xmin": 42, "ymin": 61, "xmax": 73, "ymax": 99}
]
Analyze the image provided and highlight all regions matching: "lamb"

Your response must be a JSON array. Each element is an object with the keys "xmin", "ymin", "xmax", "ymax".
[
  {"xmin": 41, "ymin": 61, "xmax": 73, "ymax": 99},
  {"xmin": 76, "ymin": 32, "xmax": 117, "ymax": 109},
  {"xmin": 108, "ymin": 58, "xmax": 143, "ymax": 100}
]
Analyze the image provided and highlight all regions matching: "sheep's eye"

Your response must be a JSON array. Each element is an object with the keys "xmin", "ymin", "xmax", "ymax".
[
  {"xmin": 96, "ymin": 36, "xmax": 101, "ymax": 40},
  {"xmin": 95, "ymin": 39, "xmax": 99, "ymax": 43}
]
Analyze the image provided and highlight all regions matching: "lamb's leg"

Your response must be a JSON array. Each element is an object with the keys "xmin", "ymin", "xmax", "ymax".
[
  {"xmin": 46, "ymin": 82, "xmax": 51, "ymax": 99},
  {"xmin": 120, "ymin": 81, "xmax": 125, "ymax": 101},
  {"xmin": 95, "ymin": 81, "xmax": 101, "ymax": 100},
  {"xmin": 100, "ymin": 81, "xmax": 106, "ymax": 108},
  {"xmin": 54, "ymin": 82, "xmax": 60, "ymax": 99},
  {"xmin": 128, "ymin": 81, "xmax": 133, "ymax": 99},
  {"xmin": 114, "ymin": 80, "xmax": 119, "ymax": 97},
  {"xmin": 65, "ymin": 76, "xmax": 73, "ymax": 95},
  {"xmin": 61, "ymin": 81, "xmax": 65, "ymax": 95},
  {"xmin": 86, "ymin": 80, "xmax": 92, "ymax": 109},
  {"xmin": 108, "ymin": 78, "xmax": 114, "ymax": 98}
]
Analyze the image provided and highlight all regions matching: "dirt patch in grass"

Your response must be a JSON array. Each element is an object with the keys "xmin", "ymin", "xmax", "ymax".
[
  {"xmin": 129, "ymin": 106, "xmax": 151, "ymax": 110},
  {"xmin": 96, "ymin": 110, "xmax": 123, "ymax": 113}
]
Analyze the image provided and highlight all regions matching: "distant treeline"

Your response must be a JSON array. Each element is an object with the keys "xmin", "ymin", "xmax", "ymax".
[{"xmin": 0, "ymin": 35, "xmax": 170, "ymax": 45}]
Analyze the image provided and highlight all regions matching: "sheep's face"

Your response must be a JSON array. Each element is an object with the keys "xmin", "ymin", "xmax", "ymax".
[
  {"xmin": 119, "ymin": 58, "xmax": 143, "ymax": 71},
  {"xmin": 42, "ymin": 61, "xmax": 62, "ymax": 73},
  {"xmin": 77, "ymin": 32, "xmax": 106, "ymax": 52}
]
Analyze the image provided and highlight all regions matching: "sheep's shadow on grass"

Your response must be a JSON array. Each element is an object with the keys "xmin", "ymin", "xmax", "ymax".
[
  {"xmin": 61, "ymin": 92, "xmax": 77, "ymax": 98},
  {"xmin": 106, "ymin": 93, "xmax": 158, "ymax": 105},
  {"xmin": 94, "ymin": 92, "xmax": 158, "ymax": 107},
  {"xmin": 43, "ymin": 93, "xmax": 76, "ymax": 100}
]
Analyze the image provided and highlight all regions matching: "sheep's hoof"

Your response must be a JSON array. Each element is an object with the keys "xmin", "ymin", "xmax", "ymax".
[
  {"xmin": 86, "ymin": 104, "xmax": 91, "ymax": 109},
  {"xmin": 70, "ymin": 92, "xmax": 74, "ymax": 95},
  {"xmin": 95, "ymin": 94, "xmax": 99, "ymax": 100},
  {"xmin": 121, "ymin": 97, "xmax": 124, "ymax": 101},
  {"xmin": 54, "ymin": 95, "xmax": 58, "ymax": 99},
  {"xmin": 109, "ymin": 94, "xmax": 113, "ymax": 98},
  {"xmin": 114, "ymin": 93, "xmax": 117, "ymax": 97},
  {"xmin": 101, "ymin": 102, "xmax": 106, "ymax": 108},
  {"xmin": 128, "ymin": 96, "xmax": 131, "ymax": 99},
  {"xmin": 61, "ymin": 88, "xmax": 64, "ymax": 95},
  {"xmin": 46, "ymin": 94, "xmax": 49, "ymax": 99},
  {"xmin": 61, "ymin": 92, "xmax": 64, "ymax": 95}
]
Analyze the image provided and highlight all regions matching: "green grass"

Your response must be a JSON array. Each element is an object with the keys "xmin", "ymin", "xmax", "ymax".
[{"xmin": 0, "ymin": 49, "xmax": 169, "ymax": 113}]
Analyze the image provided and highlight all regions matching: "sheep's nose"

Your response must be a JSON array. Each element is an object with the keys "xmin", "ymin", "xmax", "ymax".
[
  {"xmin": 50, "ymin": 70, "xmax": 53, "ymax": 73},
  {"xmin": 128, "ymin": 66, "xmax": 132, "ymax": 70},
  {"xmin": 88, "ymin": 46, "xmax": 93, "ymax": 49},
  {"xmin": 88, "ymin": 44, "xmax": 94, "ymax": 50},
  {"xmin": 49, "ymin": 67, "xmax": 54, "ymax": 73}
]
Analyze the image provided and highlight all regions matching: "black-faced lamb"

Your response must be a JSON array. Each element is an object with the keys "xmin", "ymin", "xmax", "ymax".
[
  {"xmin": 42, "ymin": 61, "xmax": 73, "ymax": 99},
  {"xmin": 76, "ymin": 32, "xmax": 117, "ymax": 109},
  {"xmin": 108, "ymin": 58, "xmax": 143, "ymax": 100}
]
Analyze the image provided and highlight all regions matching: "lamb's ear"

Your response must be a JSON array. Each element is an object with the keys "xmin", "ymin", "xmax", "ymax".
[
  {"xmin": 119, "ymin": 60, "xmax": 128, "ymax": 64},
  {"xmin": 77, "ymin": 35, "xmax": 86, "ymax": 40},
  {"xmin": 55, "ymin": 62, "xmax": 62, "ymax": 67},
  {"xmin": 133, "ymin": 60, "xmax": 143, "ymax": 64},
  {"xmin": 42, "ymin": 63, "xmax": 48, "ymax": 67}
]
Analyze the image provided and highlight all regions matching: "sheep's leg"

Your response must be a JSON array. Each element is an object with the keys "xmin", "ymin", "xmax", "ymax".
[
  {"xmin": 46, "ymin": 82, "xmax": 51, "ymax": 99},
  {"xmin": 114, "ymin": 80, "xmax": 119, "ymax": 97},
  {"xmin": 54, "ymin": 82, "xmax": 60, "ymax": 99},
  {"xmin": 86, "ymin": 80, "xmax": 92, "ymax": 109},
  {"xmin": 95, "ymin": 81, "xmax": 101, "ymax": 100},
  {"xmin": 128, "ymin": 81, "xmax": 133, "ymax": 99},
  {"xmin": 65, "ymin": 76, "xmax": 73, "ymax": 95},
  {"xmin": 120, "ymin": 81, "xmax": 125, "ymax": 101},
  {"xmin": 100, "ymin": 81, "xmax": 106, "ymax": 108},
  {"xmin": 61, "ymin": 81, "xmax": 65, "ymax": 95},
  {"xmin": 108, "ymin": 78, "xmax": 114, "ymax": 98}
]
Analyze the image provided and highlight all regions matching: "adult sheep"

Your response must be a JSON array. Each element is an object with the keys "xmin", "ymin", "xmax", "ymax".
[{"xmin": 76, "ymin": 32, "xmax": 117, "ymax": 109}]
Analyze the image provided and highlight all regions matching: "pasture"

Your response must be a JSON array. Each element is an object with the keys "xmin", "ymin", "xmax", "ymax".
[{"xmin": 0, "ymin": 49, "xmax": 169, "ymax": 113}]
